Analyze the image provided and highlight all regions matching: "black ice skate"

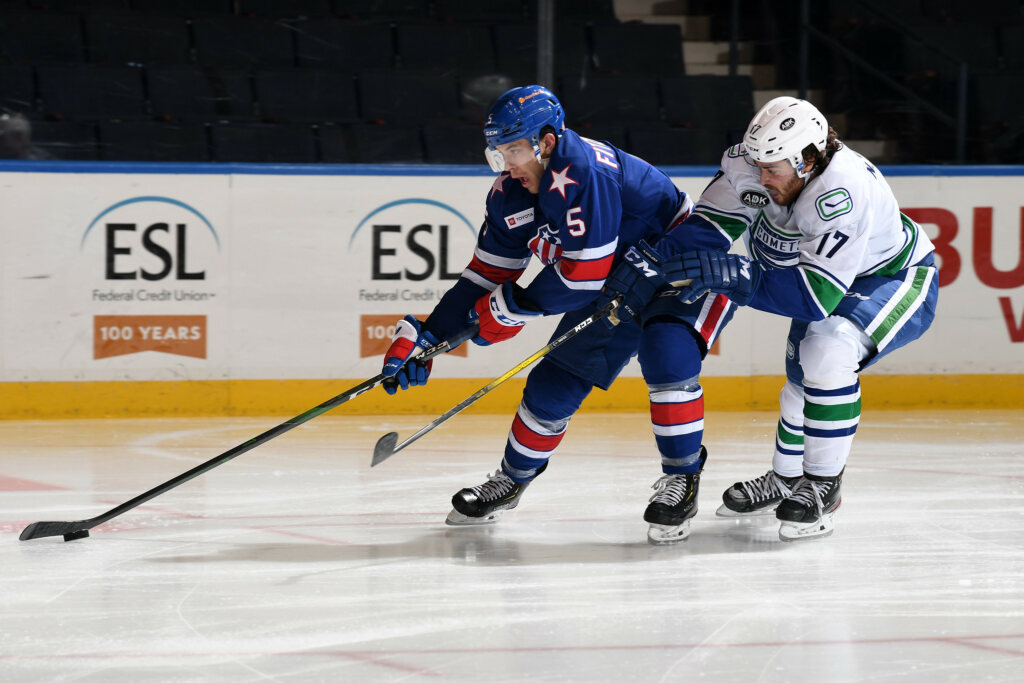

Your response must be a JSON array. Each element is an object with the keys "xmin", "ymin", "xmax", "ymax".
[
  {"xmin": 644, "ymin": 447, "xmax": 706, "ymax": 545},
  {"xmin": 445, "ymin": 463, "xmax": 546, "ymax": 526},
  {"xmin": 716, "ymin": 469, "xmax": 802, "ymax": 517},
  {"xmin": 776, "ymin": 469, "xmax": 843, "ymax": 541}
]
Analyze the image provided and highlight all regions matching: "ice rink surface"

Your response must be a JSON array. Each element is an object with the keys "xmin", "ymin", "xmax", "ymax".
[{"xmin": 1, "ymin": 410, "xmax": 1022, "ymax": 682}]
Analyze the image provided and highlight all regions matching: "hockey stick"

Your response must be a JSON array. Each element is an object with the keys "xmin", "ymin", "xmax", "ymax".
[
  {"xmin": 20, "ymin": 327, "xmax": 477, "ymax": 543},
  {"xmin": 371, "ymin": 297, "xmax": 621, "ymax": 467}
]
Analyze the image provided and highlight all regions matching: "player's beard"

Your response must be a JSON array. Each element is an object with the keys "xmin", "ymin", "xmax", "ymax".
[{"xmin": 765, "ymin": 174, "xmax": 806, "ymax": 206}]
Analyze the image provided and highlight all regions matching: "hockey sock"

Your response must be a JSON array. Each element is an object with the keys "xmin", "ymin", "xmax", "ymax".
[
  {"xmin": 502, "ymin": 359, "xmax": 591, "ymax": 482},
  {"xmin": 802, "ymin": 380, "xmax": 861, "ymax": 476},
  {"xmin": 772, "ymin": 379, "xmax": 805, "ymax": 477},
  {"xmin": 640, "ymin": 321, "xmax": 705, "ymax": 475}
]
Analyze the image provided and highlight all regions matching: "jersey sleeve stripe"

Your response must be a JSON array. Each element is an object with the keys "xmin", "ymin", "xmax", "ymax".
[
  {"xmin": 556, "ymin": 253, "xmax": 615, "ymax": 286},
  {"xmin": 866, "ymin": 213, "xmax": 919, "ymax": 277},
  {"xmin": 692, "ymin": 207, "xmax": 750, "ymax": 242},
  {"xmin": 465, "ymin": 252, "xmax": 529, "ymax": 287},
  {"xmin": 560, "ymin": 239, "xmax": 618, "ymax": 262},
  {"xmin": 472, "ymin": 248, "xmax": 531, "ymax": 271},
  {"xmin": 799, "ymin": 267, "xmax": 844, "ymax": 317}
]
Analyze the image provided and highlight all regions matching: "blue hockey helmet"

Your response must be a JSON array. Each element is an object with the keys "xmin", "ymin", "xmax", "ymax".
[{"xmin": 483, "ymin": 85, "xmax": 565, "ymax": 172}]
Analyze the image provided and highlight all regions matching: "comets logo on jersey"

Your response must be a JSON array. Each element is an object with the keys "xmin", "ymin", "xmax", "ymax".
[{"xmin": 528, "ymin": 224, "xmax": 562, "ymax": 265}]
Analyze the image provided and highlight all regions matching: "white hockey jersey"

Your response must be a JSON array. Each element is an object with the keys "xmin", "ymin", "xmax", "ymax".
[{"xmin": 663, "ymin": 142, "xmax": 935, "ymax": 321}]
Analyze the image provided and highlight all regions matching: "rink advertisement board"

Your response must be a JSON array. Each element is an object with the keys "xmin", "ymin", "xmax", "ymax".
[{"xmin": 0, "ymin": 161, "xmax": 1021, "ymax": 416}]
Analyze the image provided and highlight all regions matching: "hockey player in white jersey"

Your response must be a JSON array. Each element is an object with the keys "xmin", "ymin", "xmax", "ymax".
[{"xmin": 655, "ymin": 97, "xmax": 939, "ymax": 541}]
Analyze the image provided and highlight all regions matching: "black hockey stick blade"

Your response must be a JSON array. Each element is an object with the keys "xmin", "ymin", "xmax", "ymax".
[
  {"xmin": 19, "ymin": 327, "xmax": 477, "ymax": 542},
  {"xmin": 19, "ymin": 521, "xmax": 92, "ymax": 542},
  {"xmin": 371, "ymin": 432, "xmax": 399, "ymax": 467}
]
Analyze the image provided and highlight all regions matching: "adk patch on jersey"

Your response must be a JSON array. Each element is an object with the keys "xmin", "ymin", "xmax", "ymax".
[
  {"xmin": 504, "ymin": 207, "xmax": 535, "ymax": 228},
  {"xmin": 815, "ymin": 188, "xmax": 853, "ymax": 221},
  {"xmin": 740, "ymin": 189, "xmax": 770, "ymax": 209}
]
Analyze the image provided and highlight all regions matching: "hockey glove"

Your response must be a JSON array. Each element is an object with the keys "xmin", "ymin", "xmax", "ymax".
[
  {"xmin": 469, "ymin": 280, "xmax": 543, "ymax": 346},
  {"xmin": 670, "ymin": 250, "xmax": 762, "ymax": 306},
  {"xmin": 381, "ymin": 315, "xmax": 440, "ymax": 394},
  {"xmin": 596, "ymin": 240, "xmax": 669, "ymax": 327}
]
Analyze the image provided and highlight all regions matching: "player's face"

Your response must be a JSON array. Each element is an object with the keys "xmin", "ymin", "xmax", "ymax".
[
  {"xmin": 755, "ymin": 160, "xmax": 805, "ymax": 206},
  {"xmin": 495, "ymin": 139, "xmax": 544, "ymax": 194}
]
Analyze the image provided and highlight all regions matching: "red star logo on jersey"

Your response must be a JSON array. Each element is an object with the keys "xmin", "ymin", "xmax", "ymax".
[
  {"xmin": 547, "ymin": 164, "xmax": 578, "ymax": 201},
  {"xmin": 490, "ymin": 173, "xmax": 508, "ymax": 199}
]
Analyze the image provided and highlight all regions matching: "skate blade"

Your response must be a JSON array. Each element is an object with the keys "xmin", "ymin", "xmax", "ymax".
[
  {"xmin": 646, "ymin": 520, "xmax": 692, "ymax": 545},
  {"xmin": 778, "ymin": 514, "xmax": 835, "ymax": 542},
  {"xmin": 715, "ymin": 503, "xmax": 779, "ymax": 518},
  {"xmin": 445, "ymin": 509, "xmax": 502, "ymax": 526}
]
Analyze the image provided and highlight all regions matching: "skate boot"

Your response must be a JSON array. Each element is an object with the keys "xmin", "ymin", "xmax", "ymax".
[
  {"xmin": 716, "ymin": 469, "xmax": 802, "ymax": 517},
  {"xmin": 776, "ymin": 469, "xmax": 843, "ymax": 541},
  {"xmin": 644, "ymin": 447, "xmax": 706, "ymax": 545},
  {"xmin": 445, "ymin": 463, "xmax": 546, "ymax": 526}
]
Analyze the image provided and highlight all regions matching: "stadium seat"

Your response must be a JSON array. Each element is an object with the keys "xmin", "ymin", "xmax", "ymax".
[
  {"xmin": 237, "ymin": 0, "xmax": 332, "ymax": 18},
  {"xmin": 330, "ymin": 123, "xmax": 424, "ymax": 163},
  {"xmin": 433, "ymin": 0, "xmax": 528, "ymax": 23},
  {"xmin": 0, "ymin": 65, "xmax": 35, "ymax": 116},
  {"xmin": 1001, "ymin": 25, "xmax": 1024, "ymax": 68},
  {"xmin": 84, "ymin": 14, "xmax": 191, "ymax": 65},
  {"xmin": 99, "ymin": 121, "xmax": 209, "ymax": 161},
  {"xmin": 255, "ymin": 68, "xmax": 358, "ymax": 122},
  {"xmin": 422, "ymin": 121, "xmax": 483, "ymax": 163},
  {"xmin": 26, "ymin": 120, "xmax": 99, "ymax": 160},
  {"xmin": 148, "ymin": 66, "xmax": 255, "ymax": 122},
  {"xmin": 395, "ymin": 23, "xmax": 497, "ymax": 77},
  {"xmin": 192, "ymin": 16, "xmax": 296, "ymax": 67},
  {"xmin": 210, "ymin": 123, "xmax": 317, "ymax": 162},
  {"xmin": 573, "ymin": 123, "xmax": 628, "ymax": 151},
  {"xmin": 628, "ymin": 124, "xmax": 731, "ymax": 166},
  {"xmin": 559, "ymin": 73, "xmax": 661, "ymax": 124},
  {"xmin": 332, "ymin": 0, "xmax": 430, "ymax": 21},
  {"xmin": 539, "ymin": 0, "xmax": 618, "ymax": 23},
  {"xmin": 972, "ymin": 69, "xmax": 1024, "ymax": 128},
  {"xmin": 27, "ymin": 0, "xmax": 131, "ymax": 10},
  {"xmin": 591, "ymin": 23, "xmax": 684, "ymax": 76},
  {"xmin": 128, "ymin": 0, "xmax": 234, "ymax": 15},
  {"xmin": 662, "ymin": 74, "xmax": 755, "ymax": 131},
  {"xmin": 37, "ymin": 65, "xmax": 146, "ymax": 121},
  {"xmin": 0, "ymin": 12, "xmax": 86, "ymax": 63},
  {"xmin": 293, "ymin": 19, "xmax": 394, "ymax": 70},
  {"xmin": 494, "ymin": 23, "xmax": 591, "ymax": 83},
  {"xmin": 358, "ymin": 69, "xmax": 460, "ymax": 125},
  {"xmin": 905, "ymin": 24, "xmax": 1000, "ymax": 78}
]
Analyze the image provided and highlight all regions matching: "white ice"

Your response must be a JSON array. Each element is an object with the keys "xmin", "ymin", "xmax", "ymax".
[{"xmin": 1, "ymin": 410, "xmax": 1023, "ymax": 682}]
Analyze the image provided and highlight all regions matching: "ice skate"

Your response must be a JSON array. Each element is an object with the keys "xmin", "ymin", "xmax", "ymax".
[
  {"xmin": 776, "ymin": 469, "xmax": 843, "ymax": 541},
  {"xmin": 716, "ymin": 469, "xmax": 801, "ymax": 517},
  {"xmin": 445, "ymin": 464, "xmax": 544, "ymax": 526},
  {"xmin": 644, "ymin": 447, "xmax": 705, "ymax": 545}
]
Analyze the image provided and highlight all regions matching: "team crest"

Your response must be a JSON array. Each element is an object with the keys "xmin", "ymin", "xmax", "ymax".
[{"xmin": 528, "ymin": 224, "xmax": 562, "ymax": 264}]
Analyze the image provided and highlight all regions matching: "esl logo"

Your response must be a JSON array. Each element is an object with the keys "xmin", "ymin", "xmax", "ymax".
[
  {"xmin": 741, "ymin": 190, "xmax": 770, "ymax": 208},
  {"xmin": 349, "ymin": 198, "xmax": 478, "ymax": 281},
  {"xmin": 81, "ymin": 196, "xmax": 220, "ymax": 281}
]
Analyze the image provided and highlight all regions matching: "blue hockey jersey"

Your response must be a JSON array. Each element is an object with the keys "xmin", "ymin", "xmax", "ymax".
[{"xmin": 425, "ymin": 129, "xmax": 692, "ymax": 342}]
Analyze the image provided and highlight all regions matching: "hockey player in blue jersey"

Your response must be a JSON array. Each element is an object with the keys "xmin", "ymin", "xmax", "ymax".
[
  {"xmin": 381, "ymin": 85, "xmax": 735, "ymax": 543},
  {"xmin": 650, "ymin": 97, "xmax": 939, "ymax": 541}
]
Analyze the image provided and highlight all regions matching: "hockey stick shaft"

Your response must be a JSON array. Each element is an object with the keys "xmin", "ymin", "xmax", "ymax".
[
  {"xmin": 371, "ymin": 297, "xmax": 621, "ymax": 467},
  {"xmin": 20, "ymin": 327, "xmax": 476, "ymax": 542}
]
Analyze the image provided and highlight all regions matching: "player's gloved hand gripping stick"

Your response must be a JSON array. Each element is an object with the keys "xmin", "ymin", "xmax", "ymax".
[
  {"xmin": 371, "ymin": 296, "xmax": 622, "ymax": 467},
  {"xmin": 19, "ymin": 326, "xmax": 477, "ymax": 543}
]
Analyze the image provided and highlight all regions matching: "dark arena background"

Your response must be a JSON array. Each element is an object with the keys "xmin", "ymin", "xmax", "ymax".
[{"xmin": 1, "ymin": 1, "xmax": 1022, "ymax": 681}]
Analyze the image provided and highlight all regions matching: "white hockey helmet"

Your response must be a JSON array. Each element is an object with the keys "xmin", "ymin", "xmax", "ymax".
[{"xmin": 743, "ymin": 96, "xmax": 828, "ymax": 178}]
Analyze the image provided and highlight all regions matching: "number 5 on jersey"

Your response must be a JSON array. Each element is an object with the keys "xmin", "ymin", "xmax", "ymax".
[{"xmin": 567, "ymin": 207, "xmax": 586, "ymax": 236}]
